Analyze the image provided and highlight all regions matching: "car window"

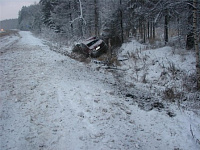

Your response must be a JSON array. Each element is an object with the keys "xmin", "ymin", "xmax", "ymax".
[
  {"xmin": 80, "ymin": 43, "xmax": 88, "ymax": 50},
  {"xmin": 87, "ymin": 39, "xmax": 99, "ymax": 47}
]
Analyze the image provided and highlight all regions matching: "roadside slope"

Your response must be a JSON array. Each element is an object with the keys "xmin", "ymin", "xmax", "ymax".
[{"xmin": 0, "ymin": 31, "xmax": 199, "ymax": 150}]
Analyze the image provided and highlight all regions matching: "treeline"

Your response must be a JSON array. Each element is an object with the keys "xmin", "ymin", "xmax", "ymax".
[
  {"xmin": 0, "ymin": 19, "xmax": 18, "ymax": 30},
  {"xmin": 18, "ymin": 0, "xmax": 199, "ymax": 47}
]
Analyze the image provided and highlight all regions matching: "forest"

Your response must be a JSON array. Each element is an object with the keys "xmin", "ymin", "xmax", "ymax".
[
  {"xmin": 18, "ymin": 0, "xmax": 200, "ymax": 89},
  {"xmin": 0, "ymin": 19, "xmax": 18, "ymax": 30}
]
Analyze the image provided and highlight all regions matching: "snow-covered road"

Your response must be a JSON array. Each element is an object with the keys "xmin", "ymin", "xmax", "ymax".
[{"xmin": 0, "ymin": 31, "xmax": 200, "ymax": 150}]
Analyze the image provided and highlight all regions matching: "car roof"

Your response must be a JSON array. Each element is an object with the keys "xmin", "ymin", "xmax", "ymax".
[
  {"xmin": 88, "ymin": 39, "xmax": 103, "ymax": 49},
  {"xmin": 83, "ymin": 37, "xmax": 99, "ymax": 45}
]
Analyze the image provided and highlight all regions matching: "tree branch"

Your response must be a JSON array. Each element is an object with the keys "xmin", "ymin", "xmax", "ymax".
[{"xmin": 70, "ymin": 0, "xmax": 86, "ymax": 25}]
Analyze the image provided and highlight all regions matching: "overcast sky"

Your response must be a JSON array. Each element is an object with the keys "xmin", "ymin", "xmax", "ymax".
[{"xmin": 0, "ymin": 0, "xmax": 40, "ymax": 21}]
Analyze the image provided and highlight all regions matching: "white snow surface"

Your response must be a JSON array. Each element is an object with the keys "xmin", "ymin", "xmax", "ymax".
[
  {"xmin": 118, "ymin": 40, "xmax": 197, "ymax": 95},
  {"xmin": 0, "ymin": 31, "xmax": 200, "ymax": 150}
]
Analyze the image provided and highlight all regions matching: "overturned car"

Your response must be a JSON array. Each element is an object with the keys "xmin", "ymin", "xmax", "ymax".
[{"xmin": 73, "ymin": 37, "xmax": 107, "ymax": 58}]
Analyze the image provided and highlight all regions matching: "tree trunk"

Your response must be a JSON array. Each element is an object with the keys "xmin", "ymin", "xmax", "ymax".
[
  {"xmin": 186, "ymin": 0, "xmax": 194, "ymax": 50},
  {"xmin": 119, "ymin": 0, "xmax": 124, "ymax": 43},
  {"xmin": 147, "ymin": 21, "xmax": 150, "ymax": 39},
  {"xmin": 177, "ymin": 17, "xmax": 180, "ymax": 37},
  {"xmin": 186, "ymin": 32, "xmax": 194, "ymax": 50},
  {"xmin": 94, "ymin": 0, "xmax": 99, "ymax": 36},
  {"xmin": 164, "ymin": 11, "xmax": 169, "ymax": 44},
  {"xmin": 150, "ymin": 20, "xmax": 153, "ymax": 39},
  {"xmin": 79, "ymin": 0, "xmax": 85, "ymax": 37},
  {"xmin": 69, "ymin": 1, "xmax": 73, "ymax": 37},
  {"xmin": 193, "ymin": 0, "xmax": 200, "ymax": 89},
  {"xmin": 139, "ymin": 19, "xmax": 143, "ymax": 40},
  {"xmin": 143, "ymin": 22, "xmax": 146, "ymax": 43},
  {"xmin": 153, "ymin": 21, "xmax": 155, "ymax": 39}
]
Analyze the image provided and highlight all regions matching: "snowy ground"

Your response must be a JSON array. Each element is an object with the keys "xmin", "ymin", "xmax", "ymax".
[
  {"xmin": 117, "ymin": 40, "xmax": 200, "ymax": 112},
  {"xmin": 0, "ymin": 31, "xmax": 200, "ymax": 150}
]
